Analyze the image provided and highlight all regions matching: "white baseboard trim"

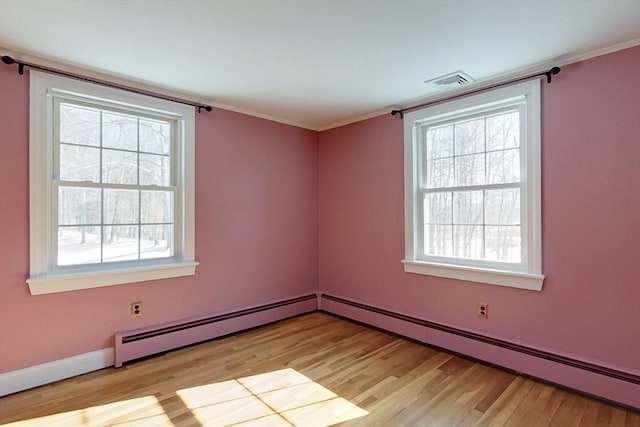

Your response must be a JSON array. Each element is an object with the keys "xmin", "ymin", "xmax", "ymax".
[{"xmin": 0, "ymin": 347, "xmax": 114, "ymax": 397}]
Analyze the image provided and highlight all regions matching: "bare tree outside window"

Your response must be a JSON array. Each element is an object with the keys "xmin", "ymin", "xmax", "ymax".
[
  {"xmin": 422, "ymin": 110, "xmax": 522, "ymax": 263},
  {"xmin": 57, "ymin": 103, "xmax": 174, "ymax": 266}
]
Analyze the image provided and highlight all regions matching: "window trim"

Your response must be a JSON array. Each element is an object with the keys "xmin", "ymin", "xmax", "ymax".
[
  {"xmin": 27, "ymin": 71, "xmax": 197, "ymax": 295},
  {"xmin": 402, "ymin": 80, "xmax": 544, "ymax": 291}
]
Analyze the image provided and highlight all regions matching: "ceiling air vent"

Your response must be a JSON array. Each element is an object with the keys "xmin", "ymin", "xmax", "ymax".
[{"xmin": 425, "ymin": 70, "xmax": 474, "ymax": 90}]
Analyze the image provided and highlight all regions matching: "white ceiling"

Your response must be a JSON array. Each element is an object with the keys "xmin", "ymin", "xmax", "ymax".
[{"xmin": 1, "ymin": 0, "xmax": 639, "ymax": 130}]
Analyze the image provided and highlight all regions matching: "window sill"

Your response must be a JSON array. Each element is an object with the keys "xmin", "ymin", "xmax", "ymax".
[
  {"xmin": 26, "ymin": 261, "xmax": 199, "ymax": 295},
  {"xmin": 401, "ymin": 259, "xmax": 544, "ymax": 291}
]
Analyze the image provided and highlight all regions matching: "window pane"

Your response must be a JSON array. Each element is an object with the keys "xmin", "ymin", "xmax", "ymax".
[
  {"xmin": 57, "ymin": 226, "xmax": 102, "ymax": 265},
  {"xmin": 485, "ymin": 226, "xmax": 521, "ymax": 263},
  {"xmin": 424, "ymin": 192, "xmax": 452, "ymax": 225},
  {"xmin": 58, "ymin": 187, "xmax": 101, "ymax": 225},
  {"xmin": 141, "ymin": 190, "xmax": 173, "ymax": 223},
  {"xmin": 455, "ymin": 153, "xmax": 485, "ymax": 186},
  {"xmin": 140, "ymin": 118, "xmax": 171, "ymax": 155},
  {"xmin": 140, "ymin": 153, "xmax": 170, "ymax": 186},
  {"xmin": 102, "ymin": 112, "xmax": 138, "ymax": 151},
  {"xmin": 103, "ymin": 226, "xmax": 139, "ymax": 262},
  {"xmin": 60, "ymin": 144, "xmax": 100, "ymax": 182},
  {"xmin": 486, "ymin": 189, "xmax": 520, "ymax": 225},
  {"xmin": 104, "ymin": 189, "xmax": 139, "ymax": 224},
  {"xmin": 453, "ymin": 191, "xmax": 483, "ymax": 225},
  {"xmin": 59, "ymin": 104, "xmax": 100, "ymax": 146},
  {"xmin": 425, "ymin": 158, "xmax": 453, "ymax": 188},
  {"xmin": 486, "ymin": 111, "xmax": 519, "ymax": 151},
  {"xmin": 455, "ymin": 118, "xmax": 484, "ymax": 155},
  {"xmin": 425, "ymin": 125, "xmax": 453, "ymax": 160},
  {"xmin": 424, "ymin": 224, "xmax": 452, "ymax": 257},
  {"xmin": 102, "ymin": 149, "xmax": 138, "ymax": 185},
  {"xmin": 453, "ymin": 225, "xmax": 483, "ymax": 259},
  {"xmin": 140, "ymin": 225, "xmax": 173, "ymax": 259},
  {"xmin": 487, "ymin": 148, "xmax": 520, "ymax": 184}
]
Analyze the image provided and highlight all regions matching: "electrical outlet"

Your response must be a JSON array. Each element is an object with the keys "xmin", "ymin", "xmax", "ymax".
[
  {"xmin": 131, "ymin": 302, "xmax": 143, "ymax": 317},
  {"xmin": 478, "ymin": 303, "xmax": 489, "ymax": 319}
]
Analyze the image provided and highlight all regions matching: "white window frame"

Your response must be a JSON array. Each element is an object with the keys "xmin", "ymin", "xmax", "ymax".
[
  {"xmin": 27, "ymin": 71, "xmax": 197, "ymax": 295},
  {"xmin": 402, "ymin": 80, "xmax": 544, "ymax": 291}
]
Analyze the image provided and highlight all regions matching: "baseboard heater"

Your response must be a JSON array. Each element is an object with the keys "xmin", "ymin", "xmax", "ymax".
[
  {"xmin": 318, "ymin": 293, "xmax": 640, "ymax": 410},
  {"xmin": 114, "ymin": 294, "xmax": 317, "ymax": 367}
]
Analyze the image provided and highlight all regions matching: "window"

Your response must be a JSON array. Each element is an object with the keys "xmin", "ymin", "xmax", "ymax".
[
  {"xmin": 28, "ymin": 71, "xmax": 197, "ymax": 295},
  {"xmin": 402, "ymin": 80, "xmax": 544, "ymax": 290}
]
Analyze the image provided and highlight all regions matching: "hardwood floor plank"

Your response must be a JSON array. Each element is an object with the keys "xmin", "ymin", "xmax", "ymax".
[
  {"xmin": 0, "ymin": 313, "xmax": 637, "ymax": 427},
  {"xmin": 624, "ymin": 411, "xmax": 640, "ymax": 427},
  {"xmin": 474, "ymin": 370, "xmax": 515, "ymax": 413},
  {"xmin": 550, "ymin": 394, "xmax": 588, "ymax": 427}
]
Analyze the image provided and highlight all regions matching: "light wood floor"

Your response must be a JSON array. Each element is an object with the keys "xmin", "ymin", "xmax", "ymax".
[{"xmin": 1, "ymin": 312, "xmax": 638, "ymax": 426}]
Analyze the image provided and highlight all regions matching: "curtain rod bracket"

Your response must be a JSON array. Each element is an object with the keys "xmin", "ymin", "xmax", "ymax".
[
  {"xmin": 545, "ymin": 66, "xmax": 561, "ymax": 83},
  {"xmin": 1, "ymin": 55, "xmax": 212, "ymax": 112},
  {"xmin": 391, "ymin": 109, "xmax": 403, "ymax": 119}
]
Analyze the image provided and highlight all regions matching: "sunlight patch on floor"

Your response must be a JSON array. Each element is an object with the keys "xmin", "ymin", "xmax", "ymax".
[
  {"xmin": 2, "ymin": 395, "xmax": 171, "ymax": 426},
  {"xmin": 1, "ymin": 368, "xmax": 367, "ymax": 426},
  {"xmin": 177, "ymin": 368, "xmax": 369, "ymax": 426}
]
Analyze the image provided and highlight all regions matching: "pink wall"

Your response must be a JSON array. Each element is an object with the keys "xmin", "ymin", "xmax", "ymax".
[
  {"xmin": 0, "ymin": 44, "xmax": 638, "ymax": 396},
  {"xmin": 0, "ymin": 66, "xmax": 318, "ymax": 373},
  {"xmin": 319, "ymin": 46, "xmax": 640, "ymax": 375}
]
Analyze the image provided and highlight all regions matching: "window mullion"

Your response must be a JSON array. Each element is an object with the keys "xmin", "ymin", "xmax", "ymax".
[
  {"xmin": 424, "ymin": 182, "xmax": 520, "ymax": 194},
  {"xmin": 416, "ymin": 127, "xmax": 425, "ymax": 257},
  {"xmin": 482, "ymin": 116, "xmax": 487, "ymax": 260},
  {"xmin": 52, "ymin": 100, "xmax": 61, "ymax": 268},
  {"xmin": 482, "ymin": 189, "xmax": 487, "ymax": 260},
  {"xmin": 99, "ymin": 110, "xmax": 104, "ymax": 263},
  {"xmin": 56, "ymin": 181, "xmax": 176, "ymax": 191},
  {"xmin": 451, "ymin": 123, "xmax": 456, "ymax": 254},
  {"xmin": 137, "ymin": 117, "xmax": 141, "ymax": 261},
  {"xmin": 519, "ymin": 103, "xmax": 528, "ymax": 266},
  {"xmin": 171, "ymin": 121, "xmax": 178, "ymax": 257}
]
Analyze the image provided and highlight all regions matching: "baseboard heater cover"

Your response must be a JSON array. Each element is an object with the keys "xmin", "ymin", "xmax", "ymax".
[
  {"xmin": 114, "ymin": 294, "xmax": 317, "ymax": 367},
  {"xmin": 319, "ymin": 293, "xmax": 640, "ymax": 410}
]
